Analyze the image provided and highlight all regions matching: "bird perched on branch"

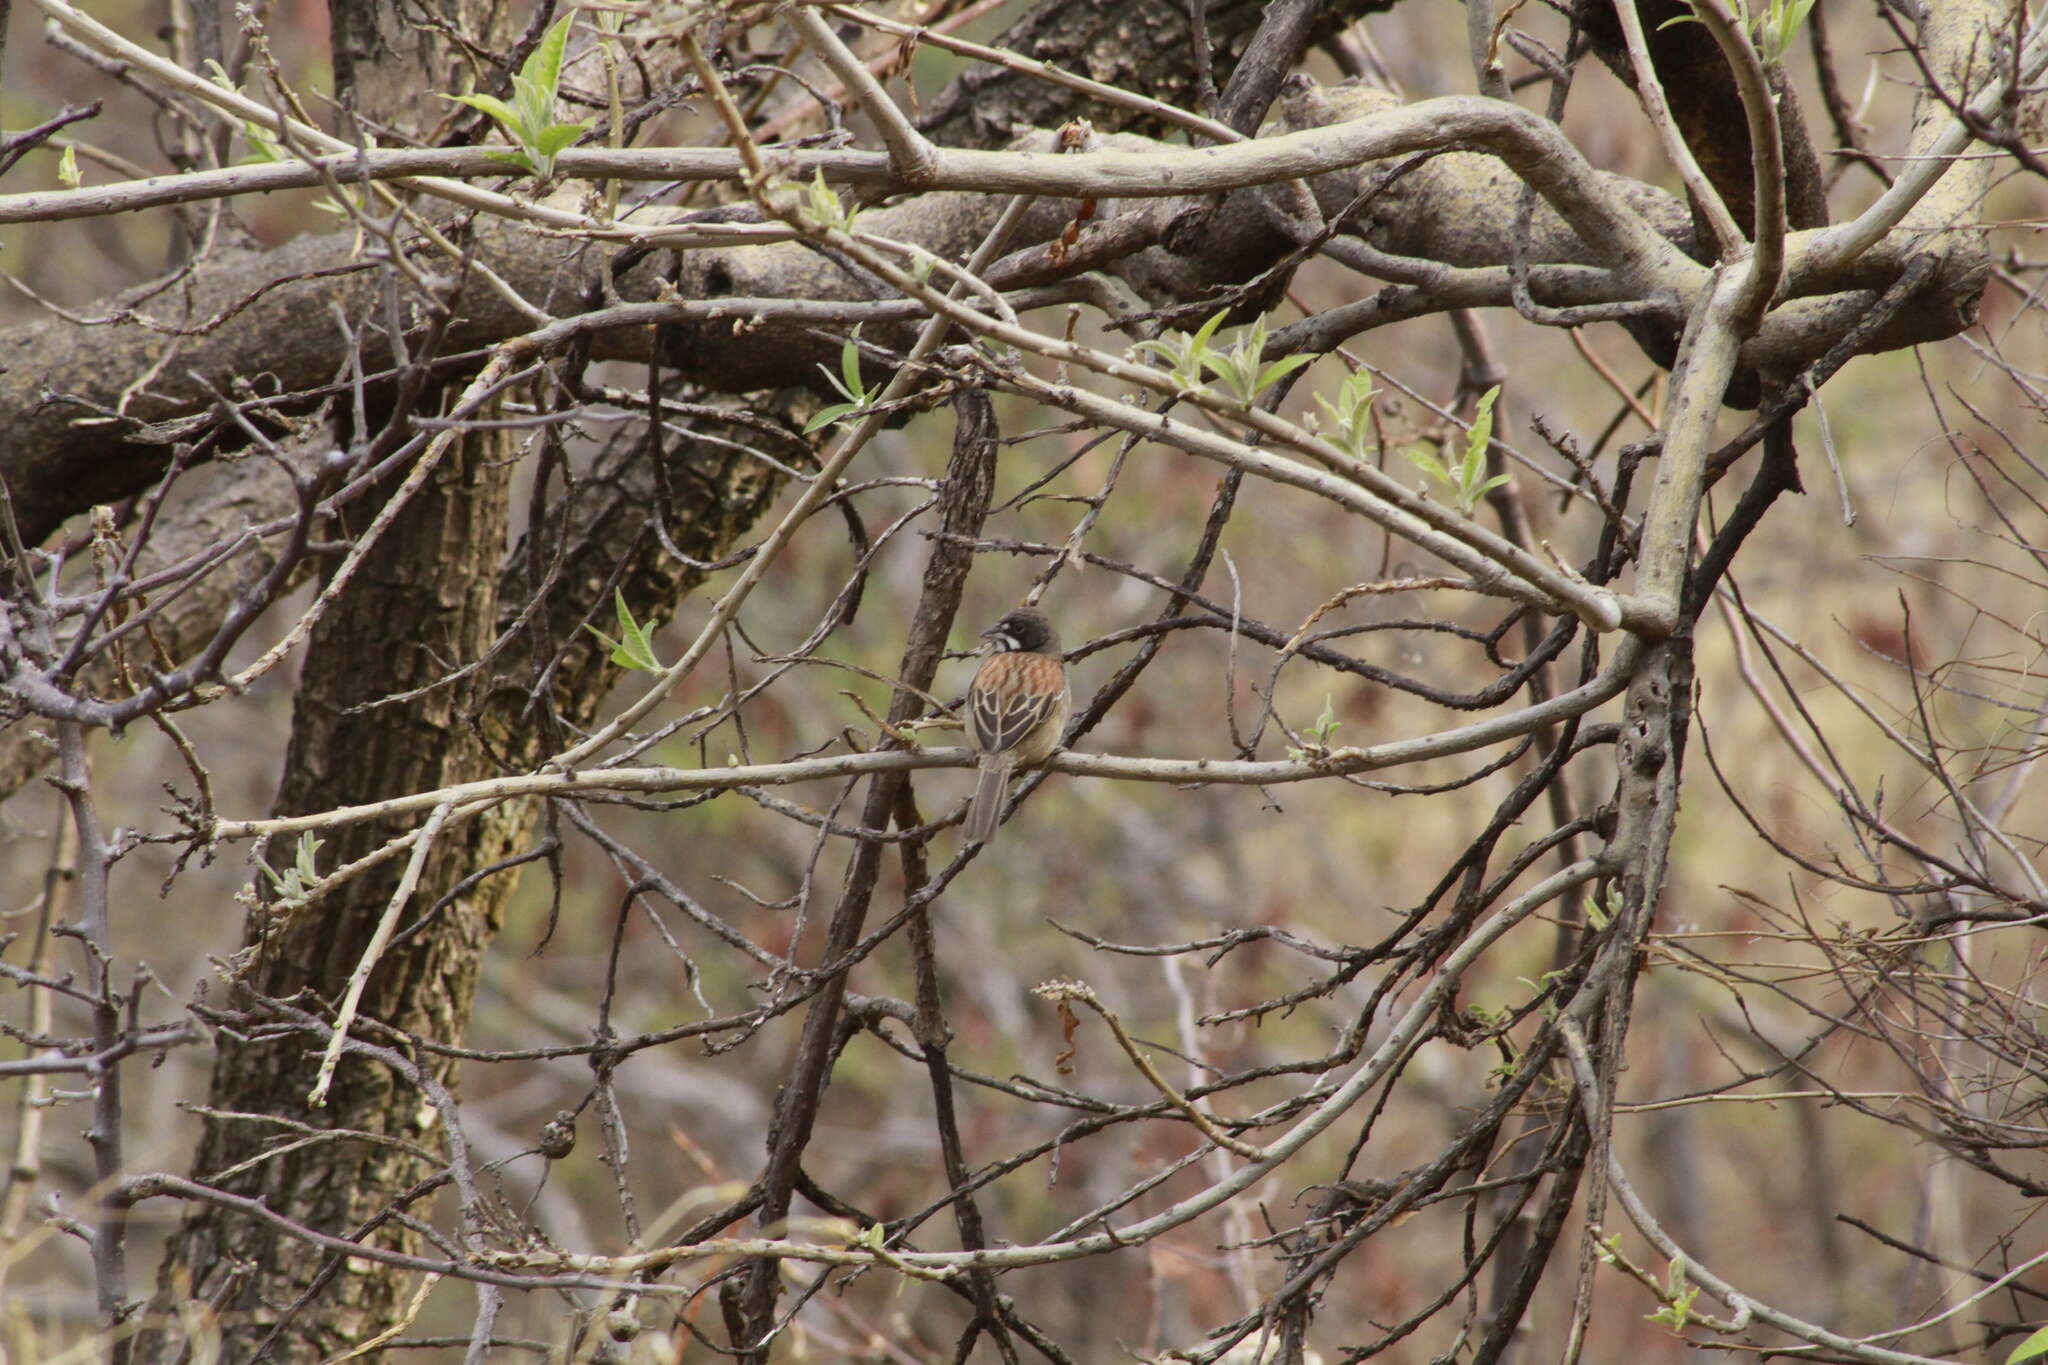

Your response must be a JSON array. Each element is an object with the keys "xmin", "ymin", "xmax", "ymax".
[{"xmin": 964, "ymin": 606, "xmax": 1070, "ymax": 843}]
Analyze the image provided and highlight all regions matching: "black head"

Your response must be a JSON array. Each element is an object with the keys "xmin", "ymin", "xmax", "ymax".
[{"xmin": 981, "ymin": 606, "xmax": 1060, "ymax": 655}]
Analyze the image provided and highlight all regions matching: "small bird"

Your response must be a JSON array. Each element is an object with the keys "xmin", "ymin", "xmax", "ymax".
[{"xmin": 964, "ymin": 606, "xmax": 1071, "ymax": 843}]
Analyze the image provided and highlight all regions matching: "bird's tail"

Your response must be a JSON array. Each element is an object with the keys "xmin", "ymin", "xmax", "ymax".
[{"xmin": 966, "ymin": 758, "xmax": 1015, "ymax": 842}]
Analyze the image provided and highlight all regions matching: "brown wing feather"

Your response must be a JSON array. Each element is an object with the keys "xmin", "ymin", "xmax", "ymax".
[{"xmin": 969, "ymin": 653, "xmax": 1064, "ymax": 754}]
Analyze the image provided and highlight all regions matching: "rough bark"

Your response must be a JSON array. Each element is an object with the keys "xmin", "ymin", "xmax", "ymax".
[
  {"xmin": 148, "ymin": 426, "xmax": 518, "ymax": 1363},
  {"xmin": 1576, "ymin": 0, "xmax": 1830, "ymax": 236},
  {"xmin": 138, "ymin": 0, "xmax": 525, "ymax": 1358},
  {"xmin": 143, "ymin": 397, "xmax": 784, "ymax": 1362},
  {"xmin": 333, "ymin": 0, "xmax": 507, "ymax": 133},
  {"xmin": 915, "ymin": 0, "xmax": 1396, "ymax": 145}
]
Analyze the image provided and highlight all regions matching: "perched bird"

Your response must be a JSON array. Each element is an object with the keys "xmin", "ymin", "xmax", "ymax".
[{"xmin": 964, "ymin": 606, "xmax": 1070, "ymax": 843}]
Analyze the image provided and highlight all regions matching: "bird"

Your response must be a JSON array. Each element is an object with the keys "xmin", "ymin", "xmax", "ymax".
[{"xmin": 964, "ymin": 606, "xmax": 1070, "ymax": 843}]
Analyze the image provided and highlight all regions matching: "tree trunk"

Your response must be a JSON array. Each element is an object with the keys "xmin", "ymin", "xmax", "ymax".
[
  {"xmin": 143, "ymin": 1, "xmax": 521, "ymax": 1357},
  {"xmin": 150, "ymin": 427, "xmax": 519, "ymax": 1363},
  {"xmin": 141, "ymin": 381, "xmax": 787, "ymax": 1363}
]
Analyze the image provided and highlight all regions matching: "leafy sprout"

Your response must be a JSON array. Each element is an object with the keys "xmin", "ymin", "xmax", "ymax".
[
  {"xmin": 1131, "ymin": 309, "xmax": 1312, "ymax": 408},
  {"xmin": 1644, "ymin": 1257, "xmax": 1701, "ymax": 1328},
  {"xmin": 1204, "ymin": 313, "xmax": 1315, "ymax": 407},
  {"xmin": 1311, "ymin": 366, "xmax": 1379, "ymax": 461},
  {"xmin": 804, "ymin": 330, "xmax": 877, "ymax": 433},
  {"xmin": 1131, "ymin": 308, "xmax": 1230, "ymax": 393},
  {"xmin": 257, "ymin": 832, "xmax": 326, "ymax": 909},
  {"xmin": 1660, "ymin": 0, "xmax": 1815, "ymax": 66},
  {"xmin": 204, "ymin": 60, "xmax": 288, "ymax": 163},
  {"xmin": 1285, "ymin": 694, "xmax": 1343, "ymax": 761},
  {"xmin": 1403, "ymin": 384, "xmax": 1511, "ymax": 514},
  {"xmin": 446, "ymin": 12, "xmax": 591, "ymax": 181},
  {"xmin": 799, "ymin": 170, "xmax": 861, "ymax": 233},
  {"xmin": 583, "ymin": 589, "xmax": 663, "ymax": 672}
]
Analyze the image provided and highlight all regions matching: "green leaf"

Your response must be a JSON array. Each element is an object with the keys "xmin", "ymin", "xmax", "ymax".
[
  {"xmin": 1135, "ymin": 308, "xmax": 1281, "ymax": 396},
  {"xmin": 484, "ymin": 147, "xmax": 537, "ymax": 172},
  {"xmin": 526, "ymin": 11, "xmax": 577, "ymax": 103},
  {"xmin": 202, "ymin": 60, "xmax": 287, "ymax": 163},
  {"xmin": 259, "ymin": 832, "xmax": 326, "ymax": 907},
  {"xmin": 584, "ymin": 589, "xmax": 663, "ymax": 671},
  {"xmin": 533, "ymin": 122, "xmax": 589, "ymax": 158},
  {"xmin": 1255, "ymin": 352, "xmax": 1315, "ymax": 395},
  {"xmin": 1137, "ymin": 336, "xmax": 1204, "ymax": 391},
  {"xmin": 1130, "ymin": 336, "xmax": 1185, "ymax": 369},
  {"xmin": 1462, "ymin": 384, "xmax": 1501, "ymax": 484},
  {"xmin": 512, "ymin": 73, "xmax": 551, "ymax": 137},
  {"xmin": 1289, "ymin": 694, "xmax": 1343, "ymax": 759},
  {"xmin": 293, "ymin": 832, "xmax": 325, "ymax": 884},
  {"xmin": 1313, "ymin": 367, "xmax": 1379, "ymax": 459},
  {"xmin": 1405, "ymin": 443, "xmax": 1453, "ymax": 487},
  {"xmin": 803, "ymin": 402, "xmax": 859, "ymax": 434},
  {"xmin": 56, "ymin": 145, "xmax": 80, "ymax": 189},
  {"xmin": 1336, "ymin": 367, "xmax": 1376, "ymax": 413},
  {"xmin": 820, "ymin": 330, "xmax": 870, "ymax": 407},
  {"xmin": 803, "ymin": 169, "xmax": 857, "ymax": 230},
  {"xmin": 488, "ymin": 12, "xmax": 580, "ymax": 171},
  {"xmin": 1310, "ymin": 694, "xmax": 1340, "ymax": 744},
  {"xmin": 1760, "ymin": 0, "xmax": 1815, "ymax": 62},
  {"xmin": 1189, "ymin": 307, "xmax": 1229, "ymax": 353},
  {"xmin": 1206, "ymin": 353, "xmax": 1251, "ymax": 402},
  {"xmin": 2008, "ymin": 1326, "xmax": 2048, "ymax": 1365},
  {"xmin": 449, "ymin": 91, "xmax": 523, "ymax": 131},
  {"xmin": 840, "ymin": 334, "xmax": 864, "ymax": 396}
]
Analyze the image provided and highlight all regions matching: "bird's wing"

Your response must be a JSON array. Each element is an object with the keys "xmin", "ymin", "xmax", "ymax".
[{"xmin": 970, "ymin": 654, "xmax": 1063, "ymax": 753}]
